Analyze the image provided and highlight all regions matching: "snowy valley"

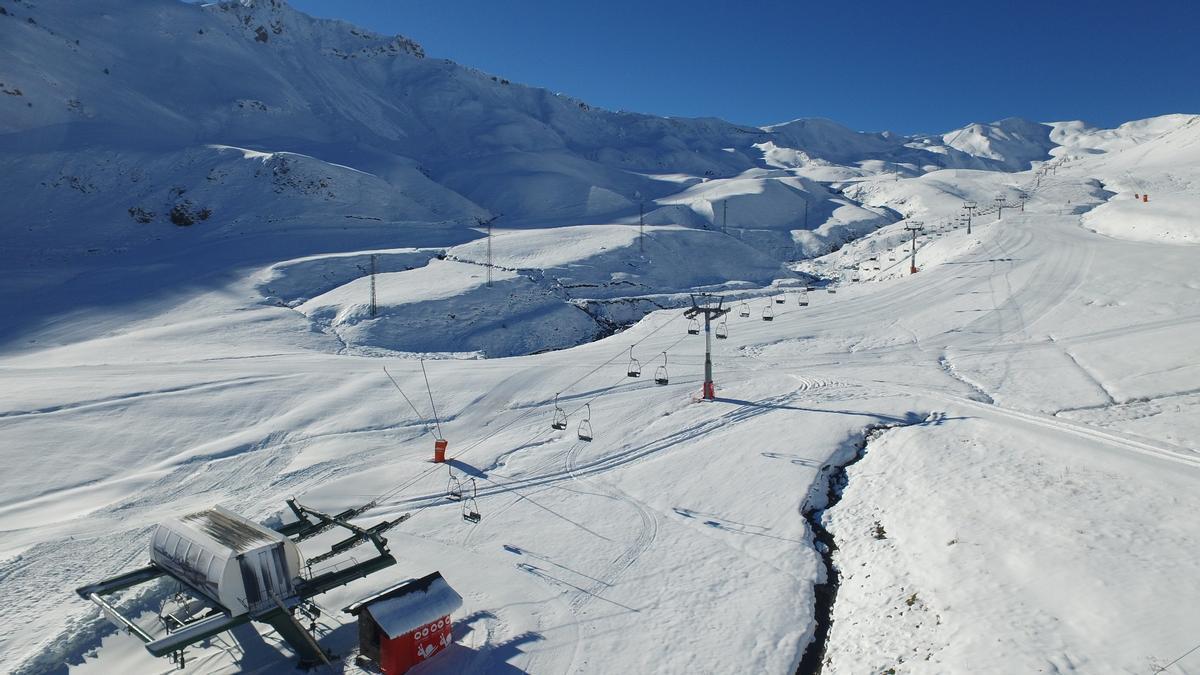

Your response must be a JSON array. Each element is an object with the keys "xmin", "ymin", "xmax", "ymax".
[{"xmin": 1, "ymin": 1, "xmax": 1199, "ymax": 674}]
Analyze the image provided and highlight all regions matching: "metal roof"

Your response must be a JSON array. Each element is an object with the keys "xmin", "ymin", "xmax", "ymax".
[
  {"xmin": 179, "ymin": 506, "xmax": 280, "ymax": 552},
  {"xmin": 343, "ymin": 571, "xmax": 462, "ymax": 638}
]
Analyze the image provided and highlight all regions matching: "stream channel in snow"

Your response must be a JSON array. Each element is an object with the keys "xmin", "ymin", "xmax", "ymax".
[{"xmin": 797, "ymin": 423, "xmax": 911, "ymax": 675}]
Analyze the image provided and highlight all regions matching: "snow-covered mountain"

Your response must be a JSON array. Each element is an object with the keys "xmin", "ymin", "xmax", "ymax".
[
  {"xmin": 2, "ymin": 2, "xmax": 1200, "ymax": 675},
  {"xmin": 0, "ymin": 0, "xmax": 1100, "ymax": 243},
  {"xmin": 2, "ymin": 0, "xmax": 1197, "ymax": 358}
]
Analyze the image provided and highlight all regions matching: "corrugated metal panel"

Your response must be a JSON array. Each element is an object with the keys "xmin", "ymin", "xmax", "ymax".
[{"xmin": 182, "ymin": 508, "xmax": 277, "ymax": 552}]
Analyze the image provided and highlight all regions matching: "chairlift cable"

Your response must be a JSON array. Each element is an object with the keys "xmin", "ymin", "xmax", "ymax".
[
  {"xmin": 420, "ymin": 359, "xmax": 444, "ymax": 440},
  {"xmin": 372, "ymin": 310, "xmax": 688, "ymax": 505},
  {"xmin": 382, "ymin": 366, "xmax": 432, "ymax": 432}
]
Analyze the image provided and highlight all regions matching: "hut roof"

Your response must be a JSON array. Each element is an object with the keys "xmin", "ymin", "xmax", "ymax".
[{"xmin": 344, "ymin": 571, "xmax": 462, "ymax": 639}]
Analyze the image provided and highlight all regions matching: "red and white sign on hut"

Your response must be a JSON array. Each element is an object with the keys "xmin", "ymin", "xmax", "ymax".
[{"xmin": 344, "ymin": 571, "xmax": 464, "ymax": 674}]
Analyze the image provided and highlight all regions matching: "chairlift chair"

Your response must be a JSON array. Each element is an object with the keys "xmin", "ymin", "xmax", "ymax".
[
  {"xmin": 551, "ymin": 393, "xmax": 568, "ymax": 430},
  {"xmin": 687, "ymin": 318, "xmax": 701, "ymax": 335},
  {"xmin": 446, "ymin": 467, "xmax": 463, "ymax": 501},
  {"xmin": 762, "ymin": 304, "xmax": 775, "ymax": 321},
  {"xmin": 654, "ymin": 352, "xmax": 669, "ymax": 385},
  {"xmin": 461, "ymin": 478, "xmax": 480, "ymax": 523},
  {"xmin": 626, "ymin": 346, "xmax": 641, "ymax": 378},
  {"xmin": 798, "ymin": 291, "xmax": 809, "ymax": 307},
  {"xmin": 715, "ymin": 319, "xmax": 728, "ymax": 339},
  {"xmin": 577, "ymin": 403, "xmax": 594, "ymax": 441},
  {"xmin": 738, "ymin": 302, "xmax": 750, "ymax": 318},
  {"xmin": 774, "ymin": 296, "xmax": 785, "ymax": 304}
]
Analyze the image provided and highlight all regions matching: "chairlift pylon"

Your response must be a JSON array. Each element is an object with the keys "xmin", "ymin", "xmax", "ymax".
[
  {"xmin": 461, "ymin": 478, "xmax": 480, "ymax": 523},
  {"xmin": 551, "ymin": 393, "xmax": 567, "ymax": 430},
  {"xmin": 626, "ymin": 346, "xmax": 641, "ymax": 378},
  {"xmin": 687, "ymin": 318, "xmax": 701, "ymax": 335},
  {"xmin": 762, "ymin": 304, "xmax": 774, "ymax": 321},
  {"xmin": 654, "ymin": 352, "xmax": 669, "ymax": 385},
  {"xmin": 738, "ymin": 302, "xmax": 750, "ymax": 318},
  {"xmin": 715, "ymin": 318, "xmax": 728, "ymax": 339},
  {"xmin": 577, "ymin": 403, "xmax": 593, "ymax": 441}
]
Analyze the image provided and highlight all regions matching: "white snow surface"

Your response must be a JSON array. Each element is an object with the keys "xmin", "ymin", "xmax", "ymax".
[{"xmin": 0, "ymin": 1, "xmax": 1199, "ymax": 674}]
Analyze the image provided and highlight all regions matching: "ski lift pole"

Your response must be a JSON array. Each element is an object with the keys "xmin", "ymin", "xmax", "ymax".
[
  {"xmin": 704, "ymin": 308, "xmax": 713, "ymax": 398},
  {"xmin": 906, "ymin": 221, "xmax": 924, "ymax": 274},
  {"xmin": 685, "ymin": 294, "xmax": 728, "ymax": 400}
]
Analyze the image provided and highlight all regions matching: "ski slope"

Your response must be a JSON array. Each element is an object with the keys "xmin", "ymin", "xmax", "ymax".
[
  {"xmin": 2, "ymin": 167, "xmax": 1199, "ymax": 674},
  {"xmin": 2, "ymin": 1, "xmax": 1199, "ymax": 673}
]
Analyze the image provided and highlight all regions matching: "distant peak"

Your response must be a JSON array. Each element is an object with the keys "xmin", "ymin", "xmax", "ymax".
[{"xmin": 206, "ymin": 0, "xmax": 424, "ymax": 57}]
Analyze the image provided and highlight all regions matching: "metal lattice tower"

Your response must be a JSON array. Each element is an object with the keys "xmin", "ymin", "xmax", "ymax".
[{"xmin": 369, "ymin": 254, "xmax": 378, "ymax": 317}]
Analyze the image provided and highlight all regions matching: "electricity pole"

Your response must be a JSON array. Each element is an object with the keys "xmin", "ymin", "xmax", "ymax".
[
  {"xmin": 684, "ymin": 294, "xmax": 730, "ymax": 400},
  {"xmin": 906, "ymin": 221, "xmax": 924, "ymax": 274},
  {"xmin": 963, "ymin": 200, "xmax": 977, "ymax": 235}
]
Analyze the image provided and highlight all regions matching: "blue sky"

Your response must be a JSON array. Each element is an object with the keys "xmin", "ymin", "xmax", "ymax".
[{"xmin": 289, "ymin": 0, "xmax": 1199, "ymax": 134}]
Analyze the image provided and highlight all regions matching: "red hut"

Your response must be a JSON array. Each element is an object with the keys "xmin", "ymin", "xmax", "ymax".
[{"xmin": 344, "ymin": 572, "xmax": 463, "ymax": 674}]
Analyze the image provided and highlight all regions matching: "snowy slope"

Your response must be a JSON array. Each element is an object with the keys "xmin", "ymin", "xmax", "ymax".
[
  {"xmin": 0, "ymin": 0, "xmax": 1097, "ymax": 258},
  {"xmin": 1069, "ymin": 115, "xmax": 1200, "ymax": 243},
  {"xmin": 931, "ymin": 117, "xmax": 1056, "ymax": 170},
  {"xmin": 2, "ymin": 169, "xmax": 1199, "ymax": 675},
  {"xmin": 1, "ymin": 1, "xmax": 1199, "ymax": 674}
]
